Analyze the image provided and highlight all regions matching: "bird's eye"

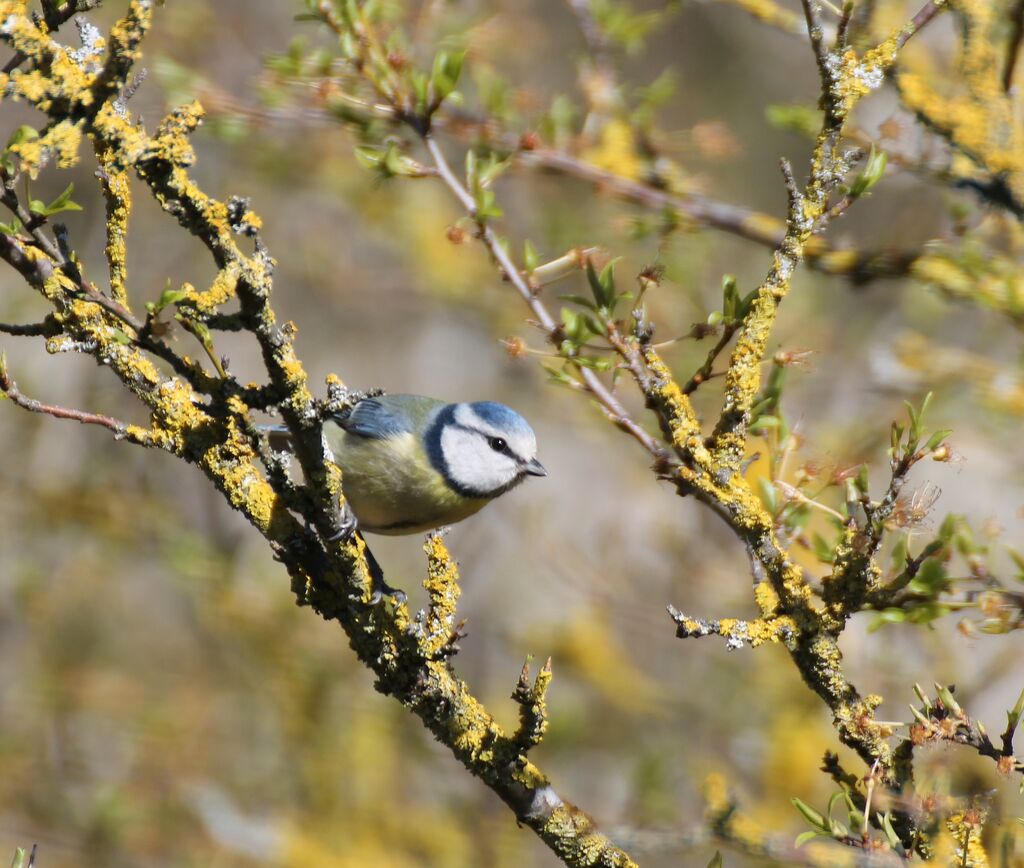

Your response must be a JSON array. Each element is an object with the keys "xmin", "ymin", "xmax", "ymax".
[{"xmin": 489, "ymin": 437, "xmax": 507, "ymax": 452}]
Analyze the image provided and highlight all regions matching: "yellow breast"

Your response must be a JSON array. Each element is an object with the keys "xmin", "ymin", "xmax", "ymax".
[{"xmin": 332, "ymin": 431, "xmax": 489, "ymax": 534}]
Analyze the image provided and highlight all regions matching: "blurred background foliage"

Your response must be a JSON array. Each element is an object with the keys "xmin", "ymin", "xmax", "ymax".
[{"xmin": 1, "ymin": 0, "xmax": 1024, "ymax": 865}]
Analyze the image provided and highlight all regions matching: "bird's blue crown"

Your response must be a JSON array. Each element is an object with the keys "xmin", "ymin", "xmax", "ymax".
[{"xmin": 466, "ymin": 401, "xmax": 533, "ymax": 436}]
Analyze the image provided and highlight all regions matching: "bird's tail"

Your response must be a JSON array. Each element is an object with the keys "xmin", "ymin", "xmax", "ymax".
[{"xmin": 257, "ymin": 423, "xmax": 295, "ymax": 452}]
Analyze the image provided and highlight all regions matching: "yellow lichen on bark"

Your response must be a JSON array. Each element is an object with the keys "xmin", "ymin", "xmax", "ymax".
[
  {"xmin": 897, "ymin": 0, "xmax": 1023, "ymax": 208},
  {"xmin": 98, "ymin": 152, "xmax": 132, "ymax": 302},
  {"xmin": 641, "ymin": 344, "xmax": 702, "ymax": 448}
]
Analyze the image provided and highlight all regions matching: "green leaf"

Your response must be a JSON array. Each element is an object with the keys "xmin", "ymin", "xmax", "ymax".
[
  {"xmin": 410, "ymin": 70, "xmax": 430, "ymax": 112},
  {"xmin": 382, "ymin": 142, "xmax": 420, "ymax": 177},
  {"xmin": 1006, "ymin": 546, "xmax": 1024, "ymax": 583},
  {"xmin": 431, "ymin": 49, "xmax": 465, "ymax": 102},
  {"xmin": 147, "ymin": 282, "xmax": 190, "ymax": 315},
  {"xmin": 560, "ymin": 308, "xmax": 589, "ymax": 343},
  {"xmin": 581, "ymin": 313, "xmax": 607, "ymax": 336},
  {"xmin": 477, "ymin": 153, "xmax": 511, "ymax": 188},
  {"xmin": 597, "ymin": 259, "xmax": 620, "ymax": 308},
  {"xmin": 737, "ymin": 287, "xmax": 759, "ymax": 319},
  {"xmin": 354, "ymin": 145, "xmax": 383, "ymax": 171},
  {"xmin": 756, "ymin": 477, "xmax": 778, "ymax": 514},
  {"xmin": 792, "ymin": 797, "xmax": 828, "ymax": 831},
  {"xmin": 749, "ymin": 415, "xmax": 780, "ymax": 434},
  {"xmin": 827, "ymin": 790, "xmax": 846, "ymax": 821},
  {"xmin": 879, "ymin": 811, "xmax": 902, "ymax": 851},
  {"xmin": 868, "ymin": 608, "xmax": 906, "ymax": 632},
  {"xmin": 765, "ymin": 103, "xmax": 819, "ymax": 138},
  {"xmin": 25, "ymin": 183, "xmax": 84, "ymax": 218},
  {"xmin": 721, "ymin": 274, "xmax": 738, "ymax": 321},
  {"xmin": 473, "ymin": 187, "xmax": 503, "ymax": 219},
  {"xmin": 849, "ymin": 145, "xmax": 887, "ymax": 197},
  {"xmin": 829, "ymin": 817, "xmax": 850, "ymax": 838},
  {"xmin": 1006, "ymin": 687, "xmax": 1024, "ymax": 735},
  {"xmin": 572, "ymin": 355, "xmax": 614, "ymax": 371},
  {"xmin": 6, "ymin": 125, "xmax": 38, "ymax": 150},
  {"xmin": 541, "ymin": 362, "xmax": 578, "ymax": 388},
  {"xmin": 557, "ymin": 293, "xmax": 599, "ymax": 311},
  {"xmin": 890, "ymin": 421, "xmax": 903, "ymax": 452},
  {"xmin": 523, "ymin": 240, "xmax": 538, "ymax": 273},
  {"xmin": 925, "ymin": 428, "xmax": 952, "ymax": 452},
  {"xmin": 794, "ymin": 830, "xmax": 822, "ymax": 848},
  {"xmin": 706, "ymin": 851, "xmax": 723, "ymax": 868},
  {"xmin": 10, "ymin": 848, "xmax": 26, "ymax": 868},
  {"xmin": 935, "ymin": 683, "xmax": 962, "ymax": 717},
  {"xmin": 890, "ymin": 534, "xmax": 908, "ymax": 570},
  {"xmin": 585, "ymin": 258, "xmax": 619, "ymax": 309},
  {"xmin": 46, "ymin": 181, "xmax": 81, "ymax": 213},
  {"xmin": 812, "ymin": 532, "xmax": 835, "ymax": 564},
  {"xmin": 0, "ymin": 218, "xmax": 21, "ymax": 235},
  {"xmin": 918, "ymin": 390, "xmax": 933, "ymax": 418}
]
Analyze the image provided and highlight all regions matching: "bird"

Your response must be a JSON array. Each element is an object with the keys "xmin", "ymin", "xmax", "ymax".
[{"xmin": 266, "ymin": 393, "xmax": 547, "ymax": 536}]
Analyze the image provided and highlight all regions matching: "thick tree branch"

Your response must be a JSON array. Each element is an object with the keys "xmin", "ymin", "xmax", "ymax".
[{"xmin": 0, "ymin": 5, "xmax": 641, "ymax": 866}]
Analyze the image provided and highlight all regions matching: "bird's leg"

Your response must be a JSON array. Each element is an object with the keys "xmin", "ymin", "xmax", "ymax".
[
  {"xmin": 304, "ymin": 505, "xmax": 406, "ymax": 605},
  {"xmin": 324, "ymin": 498, "xmax": 358, "ymax": 543},
  {"xmin": 362, "ymin": 542, "xmax": 408, "ymax": 606}
]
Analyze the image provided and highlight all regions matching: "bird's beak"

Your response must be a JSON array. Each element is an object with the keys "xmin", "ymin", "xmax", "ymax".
[{"xmin": 524, "ymin": 458, "xmax": 548, "ymax": 477}]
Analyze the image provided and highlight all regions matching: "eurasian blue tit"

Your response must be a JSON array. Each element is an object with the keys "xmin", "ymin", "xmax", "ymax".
[{"xmin": 270, "ymin": 393, "xmax": 546, "ymax": 535}]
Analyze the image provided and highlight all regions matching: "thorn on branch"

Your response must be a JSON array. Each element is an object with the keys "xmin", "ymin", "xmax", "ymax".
[
  {"xmin": 780, "ymin": 158, "xmax": 802, "ymax": 218},
  {"xmin": 512, "ymin": 656, "xmax": 552, "ymax": 752},
  {"xmin": 113, "ymin": 67, "xmax": 148, "ymax": 117},
  {"xmin": 316, "ymin": 382, "xmax": 384, "ymax": 423},
  {"xmin": 417, "ymin": 532, "xmax": 463, "ymax": 660},
  {"xmin": 800, "ymin": 0, "xmax": 837, "ymax": 96},
  {"xmin": 52, "ymin": 223, "xmax": 82, "ymax": 284}
]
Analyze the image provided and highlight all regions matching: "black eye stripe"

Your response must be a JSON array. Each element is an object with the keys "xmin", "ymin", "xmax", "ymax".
[
  {"xmin": 489, "ymin": 436, "xmax": 521, "ymax": 461},
  {"xmin": 445, "ymin": 421, "xmax": 523, "ymax": 462}
]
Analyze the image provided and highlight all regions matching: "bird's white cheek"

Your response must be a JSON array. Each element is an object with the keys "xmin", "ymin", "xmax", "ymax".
[{"xmin": 440, "ymin": 427, "xmax": 517, "ymax": 494}]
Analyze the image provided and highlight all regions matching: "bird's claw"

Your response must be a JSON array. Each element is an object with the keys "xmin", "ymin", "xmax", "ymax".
[
  {"xmin": 363, "ymin": 545, "xmax": 406, "ymax": 605},
  {"xmin": 304, "ymin": 510, "xmax": 406, "ymax": 606},
  {"xmin": 324, "ymin": 501, "xmax": 358, "ymax": 543},
  {"xmin": 373, "ymin": 583, "xmax": 407, "ymax": 606}
]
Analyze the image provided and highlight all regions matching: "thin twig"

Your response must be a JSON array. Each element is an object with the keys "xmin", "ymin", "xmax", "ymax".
[
  {"xmin": 0, "ymin": 356, "xmax": 150, "ymax": 443},
  {"xmin": 566, "ymin": 0, "xmax": 613, "ymax": 71},
  {"xmin": 0, "ymin": 318, "xmax": 59, "ymax": 337},
  {"xmin": 895, "ymin": 0, "xmax": 947, "ymax": 51},
  {"xmin": 682, "ymin": 325, "xmax": 738, "ymax": 395},
  {"xmin": 423, "ymin": 134, "xmax": 667, "ymax": 460}
]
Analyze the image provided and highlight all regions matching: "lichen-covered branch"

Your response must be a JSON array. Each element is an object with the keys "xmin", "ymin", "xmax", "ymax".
[
  {"xmin": 895, "ymin": 0, "xmax": 1024, "ymax": 219},
  {"xmin": 320, "ymin": 2, "xmax": 946, "ymax": 825},
  {"xmin": 667, "ymin": 606, "xmax": 797, "ymax": 650},
  {"xmin": 0, "ymin": 4, "xmax": 639, "ymax": 866}
]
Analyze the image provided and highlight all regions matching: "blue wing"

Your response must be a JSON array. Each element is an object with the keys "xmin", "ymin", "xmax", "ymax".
[{"xmin": 336, "ymin": 395, "xmax": 438, "ymax": 440}]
